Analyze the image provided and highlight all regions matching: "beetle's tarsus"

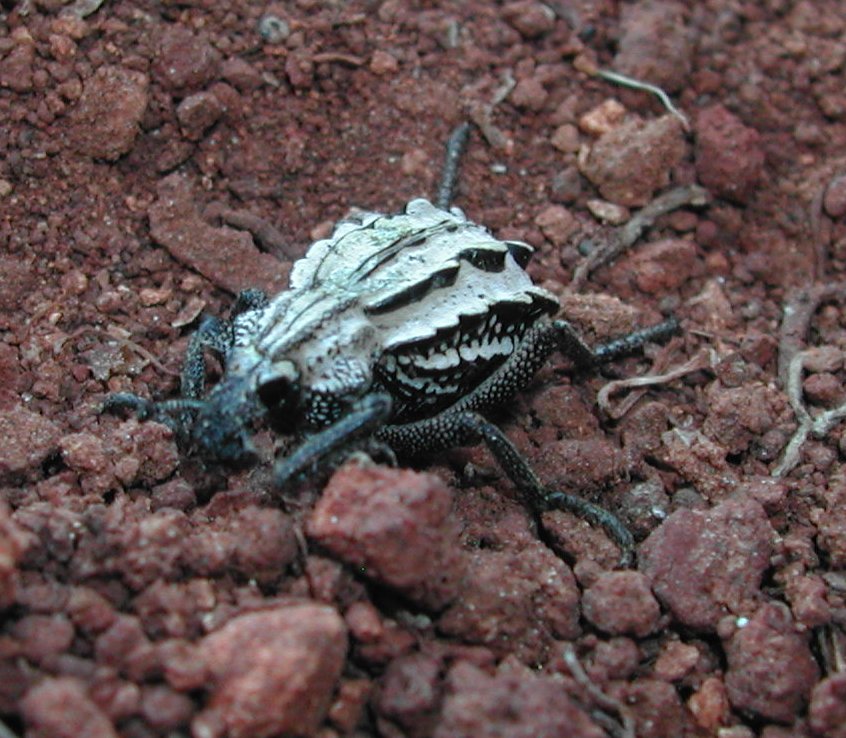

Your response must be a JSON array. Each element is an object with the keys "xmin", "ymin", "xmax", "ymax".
[
  {"xmin": 542, "ymin": 490, "xmax": 635, "ymax": 567},
  {"xmin": 101, "ymin": 392, "xmax": 155, "ymax": 419},
  {"xmin": 593, "ymin": 316, "xmax": 680, "ymax": 365}
]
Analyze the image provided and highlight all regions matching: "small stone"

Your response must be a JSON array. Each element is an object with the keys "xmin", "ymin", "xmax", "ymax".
[
  {"xmin": 48, "ymin": 34, "xmax": 76, "ymax": 63},
  {"xmin": 616, "ymin": 679, "xmax": 690, "ymax": 736},
  {"xmin": 0, "ymin": 504, "xmax": 29, "ymax": 609},
  {"xmin": 199, "ymin": 604, "xmax": 347, "ymax": 738},
  {"xmin": 140, "ymin": 685, "xmax": 194, "ymax": 732},
  {"xmin": 578, "ymin": 98, "xmax": 627, "ymax": 137},
  {"xmin": 613, "ymin": 1, "xmax": 693, "ymax": 93},
  {"xmin": 786, "ymin": 574, "xmax": 831, "ymax": 628},
  {"xmin": 549, "ymin": 166, "xmax": 582, "ymax": 203},
  {"xmin": 535, "ymin": 204, "xmax": 579, "ymax": 246},
  {"xmin": 0, "ymin": 404, "xmax": 62, "ymax": 479},
  {"xmin": 0, "ymin": 43, "xmax": 35, "ymax": 92},
  {"xmin": 724, "ymin": 603, "xmax": 819, "ymax": 723},
  {"xmin": 69, "ymin": 66, "xmax": 149, "ymax": 160},
  {"xmin": 344, "ymin": 601, "xmax": 384, "ymax": 643},
  {"xmin": 809, "ymin": 671, "xmax": 846, "ymax": 738},
  {"xmin": 695, "ymin": 105, "xmax": 765, "ymax": 204},
  {"xmin": 436, "ymin": 661, "xmax": 605, "ymax": 738},
  {"xmin": 510, "ymin": 77, "xmax": 548, "ymax": 111},
  {"xmin": 50, "ymin": 14, "xmax": 88, "ymax": 40},
  {"xmin": 702, "ymin": 382, "xmax": 782, "ymax": 456},
  {"xmin": 176, "ymin": 91, "xmax": 223, "ymax": 141},
  {"xmin": 138, "ymin": 286, "xmax": 172, "ymax": 307},
  {"xmin": 328, "ymin": 678, "xmax": 372, "ymax": 734},
  {"xmin": 378, "ymin": 653, "xmax": 442, "ymax": 733},
  {"xmin": 625, "ymin": 238, "xmax": 697, "ymax": 294},
  {"xmin": 653, "ymin": 641, "xmax": 700, "ymax": 682},
  {"xmin": 221, "ymin": 57, "xmax": 263, "ymax": 91},
  {"xmin": 823, "ymin": 175, "xmax": 846, "ymax": 218},
  {"xmin": 580, "ymin": 115, "xmax": 688, "ymax": 207},
  {"xmin": 153, "ymin": 26, "xmax": 220, "ymax": 93},
  {"xmin": 437, "ymin": 541, "xmax": 580, "ymax": 664},
  {"xmin": 550, "ymin": 123, "xmax": 580, "ymax": 153},
  {"xmin": 586, "ymin": 198, "xmax": 629, "ymax": 224},
  {"xmin": 369, "ymin": 50, "xmax": 399, "ymax": 75},
  {"xmin": 157, "ymin": 639, "xmax": 206, "ymax": 691},
  {"xmin": 639, "ymin": 497, "xmax": 773, "ymax": 631},
  {"xmin": 501, "ymin": 1, "xmax": 556, "ymax": 38},
  {"xmin": 12, "ymin": 614, "xmax": 75, "ymax": 663},
  {"xmin": 285, "ymin": 50, "xmax": 314, "ymax": 89},
  {"xmin": 258, "ymin": 14, "xmax": 290, "ymax": 43},
  {"xmin": 581, "ymin": 571, "xmax": 662, "ymax": 637},
  {"xmin": 804, "ymin": 372, "xmax": 846, "ymax": 408},
  {"xmin": 802, "ymin": 345, "xmax": 844, "ymax": 373},
  {"xmin": 21, "ymin": 677, "xmax": 118, "ymax": 738},
  {"xmin": 59, "ymin": 432, "xmax": 110, "ymax": 474},
  {"xmin": 688, "ymin": 677, "xmax": 731, "ymax": 732},
  {"xmin": 307, "ymin": 464, "xmax": 466, "ymax": 610}
]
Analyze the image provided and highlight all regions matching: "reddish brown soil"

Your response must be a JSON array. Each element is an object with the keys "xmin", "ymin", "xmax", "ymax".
[{"xmin": 2, "ymin": 1, "xmax": 846, "ymax": 737}]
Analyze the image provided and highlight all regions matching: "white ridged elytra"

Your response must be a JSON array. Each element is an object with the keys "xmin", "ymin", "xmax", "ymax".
[{"xmin": 228, "ymin": 198, "xmax": 559, "ymax": 426}]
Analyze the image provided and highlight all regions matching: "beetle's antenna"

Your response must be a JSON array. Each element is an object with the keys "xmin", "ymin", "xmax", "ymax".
[{"xmin": 435, "ymin": 122, "xmax": 472, "ymax": 211}]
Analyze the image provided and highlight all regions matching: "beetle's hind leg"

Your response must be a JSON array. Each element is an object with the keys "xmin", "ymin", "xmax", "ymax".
[
  {"xmin": 379, "ymin": 410, "xmax": 634, "ymax": 566},
  {"xmin": 377, "ymin": 316, "xmax": 680, "ymax": 566}
]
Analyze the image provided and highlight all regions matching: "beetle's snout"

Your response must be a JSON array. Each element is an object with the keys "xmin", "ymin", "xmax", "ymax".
[{"xmin": 191, "ymin": 410, "xmax": 258, "ymax": 465}]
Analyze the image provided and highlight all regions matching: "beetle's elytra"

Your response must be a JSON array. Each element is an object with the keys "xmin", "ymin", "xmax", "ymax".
[{"xmin": 106, "ymin": 123, "xmax": 679, "ymax": 565}]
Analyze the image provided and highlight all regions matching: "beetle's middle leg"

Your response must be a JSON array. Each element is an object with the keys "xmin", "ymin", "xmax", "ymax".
[{"xmin": 379, "ymin": 409, "xmax": 635, "ymax": 566}]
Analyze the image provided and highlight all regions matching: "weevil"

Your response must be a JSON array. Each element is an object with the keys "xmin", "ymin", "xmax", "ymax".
[{"xmin": 105, "ymin": 124, "xmax": 678, "ymax": 565}]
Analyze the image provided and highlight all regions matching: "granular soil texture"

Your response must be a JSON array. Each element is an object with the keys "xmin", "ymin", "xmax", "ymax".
[{"xmin": 2, "ymin": 1, "xmax": 846, "ymax": 737}]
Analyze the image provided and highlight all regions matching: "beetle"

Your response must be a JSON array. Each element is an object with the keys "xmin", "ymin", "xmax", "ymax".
[{"xmin": 105, "ymin": 124, "xmax": 678, "ymax": 565}]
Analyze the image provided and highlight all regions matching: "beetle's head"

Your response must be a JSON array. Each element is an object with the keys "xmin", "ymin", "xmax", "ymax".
[{"xmin": 189, "ymin": 375, "xmax": 264, "ymax": 465}]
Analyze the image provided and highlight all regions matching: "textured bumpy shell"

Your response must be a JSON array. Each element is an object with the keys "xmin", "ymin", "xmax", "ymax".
[{"xmin": 228, "ymin": 199, "xmax": 559, "ymax": 424}]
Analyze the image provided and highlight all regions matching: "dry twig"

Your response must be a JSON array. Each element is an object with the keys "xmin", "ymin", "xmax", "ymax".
[
  {"xmin": 570, "ymin": 185, "xmax": 709, "ymax": 291},
  {"xmin": 773, "ymin": 348, "xmax": 846, "ymax": 477},
  {"xmin": 205, "ymin": 204, "xmax": 292, "ymax": 260},
  {"xmin": 597, "ymin": 347, "xmax": 714, "ymax": 420},
  {"xmin": 595, "ymin": 69, "xmax": 690, "ymax": 131},
  {"xmin": 562, "ymin": 645, "xmax": 636, "ymax": 738}
]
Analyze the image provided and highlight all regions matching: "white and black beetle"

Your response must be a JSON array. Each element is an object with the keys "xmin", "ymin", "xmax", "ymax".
[{"xmin": 106, "ymin": 124, "xmax": 678, "ymax": 565}]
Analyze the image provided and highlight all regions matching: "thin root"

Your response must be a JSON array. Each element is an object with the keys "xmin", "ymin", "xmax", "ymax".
[
  {"xmin": 60, "ymin": 0, "xmax": 107, "ymax": 19},
  {"xmin": 597, "ymin": 347, "xmax": 714, "ymax": 420},
  {"xmin": 465, "ymin": 70, "xmax": 516, "ymax": 151},
  {"xmin": 773, "ymin": 348, "xmax": 846, "ymax": 477},
  {"xmin": 817, "ymin": 624, "xmax": 846, "ymax": 675},
  {"xmin": 311, "ymin": 52, "xmax": 365, "ymax": 66},
  {"xmin": 570, "ymin": 185, "xmax": 709, "ymax": 290},
  {"xmin": 206, "ymin": 204, "xmax": 291, "ymax": 260},
  {"xmin": 778, "ymin": 282, "xmax": 846, "ymax": 388},
  {"xmin": 773, "ymin": 281, "xmax": 846, "ymax": 476},
  {"xmin": 595, "ymin": 69, "xmax": 690, "ymax": 132},
  {"xmin": 563, "ymin": 645, "xmax": 636, "ymax": 738}
]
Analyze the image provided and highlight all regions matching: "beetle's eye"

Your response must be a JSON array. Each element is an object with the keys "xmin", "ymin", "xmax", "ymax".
[
  {"xmin": 257, "ymin": 360, "xmax": 300, "ymax": 409},
  {"xmin": 257, "ymin": 375, "xmax": 298, "ymax": 409}
]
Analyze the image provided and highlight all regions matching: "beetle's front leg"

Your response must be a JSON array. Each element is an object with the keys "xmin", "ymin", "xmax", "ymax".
[
  {"xmin": 274, "ymin": 393, "xmax": 393, "ymax": 487},
  {"xmin": 378, "ymin": 411, "xmax": 634, "ymax": 566}
]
